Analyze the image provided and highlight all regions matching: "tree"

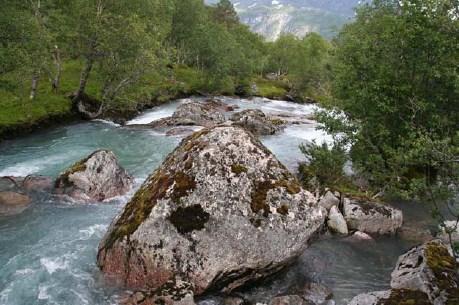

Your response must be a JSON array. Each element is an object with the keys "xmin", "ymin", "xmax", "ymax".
[
  {"xmin": 321, "ymin": 0, "xmax": 458, "ymax": 198},
  {"xmin": 212, "ymin": 0, "xmax": 239, "ymax": 26}
]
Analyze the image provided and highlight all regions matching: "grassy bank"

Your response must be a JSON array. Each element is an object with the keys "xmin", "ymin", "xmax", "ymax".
[{"xmin": 0, "ymin": 62, "xmax": 300, "ymax": 140}]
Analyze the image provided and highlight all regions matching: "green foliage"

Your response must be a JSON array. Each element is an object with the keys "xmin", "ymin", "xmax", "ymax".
[
  {"xmin": 321, "ymin": 0, "xmax": 459, "ymax": 200},
  {"xmin": 299, "ymin": 141, "xmax": 347, "ymax": 190}
]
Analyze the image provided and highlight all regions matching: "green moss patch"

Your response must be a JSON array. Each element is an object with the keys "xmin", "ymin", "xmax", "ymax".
[
  {"xmin": 425, "ymin": 242, "xmax": 459, "ymax": 304},
  {"xmin": 231, "ymin": 164, "xmax": 248, "ymax": 175}
]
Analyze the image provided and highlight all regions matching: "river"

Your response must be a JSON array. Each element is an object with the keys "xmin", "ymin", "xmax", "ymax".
[{"xmin": 0, "ymin": 97, "xmax": 424, "ymax": 305}]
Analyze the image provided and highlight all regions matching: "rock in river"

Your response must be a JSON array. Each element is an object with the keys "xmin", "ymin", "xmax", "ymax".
[
  {"xmin": 148, "ymin": 101, "xmax": 226, "ymax": 129},
  {"xmin": 348, "ymin": 239, "xmax": 459, "ymax": 305},
  {"xmin": 97, "ymin": 126, "xmax": 326, "ymax": 297},
  {"xmin": 231, "ymin": 109, "xmax": 285, "ymax": 135},
  {"xmin": 54, "ymin": 150, "xmax": 133, "ymax": 202},
  {"xmin": 343, "ymin": 199, "xmax": 403, "ymax": 235},
  {"xmin": 0, "ymin": 191, "xmax": 31, "ymax": 216}
]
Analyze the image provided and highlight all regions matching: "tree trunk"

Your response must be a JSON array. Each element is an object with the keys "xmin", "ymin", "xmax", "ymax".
[
  {"xmin": 30, "ymin": 72, "xmax": 39, "ymax": 100},
  {"xmin": 74, "ymin": 58, "xmax": 93, "ymax": 102},
  {"xmin": 52, "ymin": 45, "xmax": 62, "ymax": 92}
]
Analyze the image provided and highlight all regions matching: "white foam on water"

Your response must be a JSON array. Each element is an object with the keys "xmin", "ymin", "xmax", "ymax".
[
  {"xmin": 0, "ymin": 153, "xmax": 71, "ymax": 177},
  {"xmin": 92, "ymin": 119, "xmax": 121, "ymax": 127},
  {"xmin": 40, "ymin": 257, "xmax": 69, "ymax": 274},
  {"xmin": 78, "ymin": 224, "xmax": 108, "ymax": 240},
  {"xmin": 283, "ymin": 124, "xmax": 333, "ymax": 144},
  {"xmin": 14, "ymin": 268, "xmax": 34, "ymax": 276},
  {"xmin": 38, "ymin": 285, "xmax": 51, "ymax": 300}
]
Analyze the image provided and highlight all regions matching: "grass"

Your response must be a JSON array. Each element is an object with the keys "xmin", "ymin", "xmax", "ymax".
[
  {"xmin": 0, "ymin": 61, "xmax": 298, "ymax": 138},
  {"xmin": 253, "ymin": 77, "xmax": 289, "ymax": 99}
]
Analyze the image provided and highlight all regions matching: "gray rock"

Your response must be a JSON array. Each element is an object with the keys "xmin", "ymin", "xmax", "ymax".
[
  {"xmin": 391, "ymin": 240, "xmax": 459, "ymax": 304},
  {"xmin": 348, "ymin": 240, "xmax": 458, "ymax": 305},
  {"xmin": 269, "ymin": 295, "xmax": 309, "ymax": 305},
  {"xmin": 327, "ymin": 206, "xmax": 348, "ymax": 235},
  {"xmin": 343, "ymin": 200, "xmax": 403, "ymax": 235},
  {"xmin": 222, "ymin": 297, "xmax": 245, "ymax": 305},
  {"xmin": 301, "ymin": 282, "xmax": 333, "ymax": 304},
  {"xmin": 231, "ymin": 109, "xmax": 285, "ymax": 135},
  {"xmin": 97, "ymin": 126, "xmax": 326, "ymax": 296},
  {"xmin": 347, "ymin": 231, "xmax": 374, "ymax": 242},
  {"xmin": 55, "ymin": 150, "xmax": 133, "ymax": 202},
  {"xmin": 145, "ymin": 102, "xmax": 226, "ymax": 129},
  {"xmin": 318, "ymin": 191, "xmax": 340, "ymax": 211},
  {"xmin": 120, "ymin": 280, "xmax": 196, "ymax": 305},
  {"xmin": 0, "ymin": 191, "xmax": 32, "ymax": 216},
  {"xmin": 438, "ymin": 220, "xmax": 459, "ymax": 243},
  {"xmin": 172, "ymin": 101, "xmax": 226, "ymax": 127}
]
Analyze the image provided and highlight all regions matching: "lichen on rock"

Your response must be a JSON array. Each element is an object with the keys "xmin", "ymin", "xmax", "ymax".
[{"xmin": 97, "ymin": 126, "xmax": 326, "ymax": 298}]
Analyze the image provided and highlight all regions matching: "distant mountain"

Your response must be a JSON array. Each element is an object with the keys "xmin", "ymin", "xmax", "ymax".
[{"xmin": 206, "ymin": 0, "xmax": 363, "ymax": 41}]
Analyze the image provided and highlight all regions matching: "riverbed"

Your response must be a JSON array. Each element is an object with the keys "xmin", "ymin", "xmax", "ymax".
[{"xmin": 0, "ymin": 97, "xmax": 425, "ymax": 305}]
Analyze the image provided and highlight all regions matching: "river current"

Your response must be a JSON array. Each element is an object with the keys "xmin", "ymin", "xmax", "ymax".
[{"xmin": 0, "ymin": 97, "xmax": 419, "ymax": 305}]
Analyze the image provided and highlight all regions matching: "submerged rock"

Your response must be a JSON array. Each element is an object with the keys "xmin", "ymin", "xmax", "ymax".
[
  {"xmin": 327, "ymin": 206, "xmax": 348, "ymax": 235},
  {"xmin": 348, "ymin": 240, "xmax": 459, "ymax": 305},
  {"xmin": 231, "ymin": 109, "xmax": 285, "ymax": 136},
  {"xmin": 97, "ymin": 126, "xmax": 325, "ymax": 297},
  {"xmin": 300, "ymin": 282, "xmax": 333, "ymax": 304},
  {"xmin": 343, "ymin": 200, "xmax": 403, "ymax": 235},
  {"xmin": 54, "ymin": 150, "xmax": 133, "ymax": 202},
  {"xmin": 0, "ymin": 191, "xmax": 31, "ymax": 216},
  {"xmin": 348, "ymin": 289, "xmax": 431, "ymax": 305},
  {"xmin": 268, "ymin": 295, "xmax": 310, "ymax": 305}
]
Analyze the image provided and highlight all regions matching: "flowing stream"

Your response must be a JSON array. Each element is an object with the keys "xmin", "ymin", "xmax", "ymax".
[{"xmin": 0, "ymin": 97, "xmax": 426, "ymax": 305}]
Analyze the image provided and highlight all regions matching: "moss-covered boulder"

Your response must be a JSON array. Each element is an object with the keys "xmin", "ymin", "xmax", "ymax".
[
  {"xmin": 230, "ymin": 109, "xmax": 286, "ymax": 136},
  {"xmin": 348, "ymin": 240, "xmax": 459, "ymax": 305},
  {"xmin": 391, "ymin": 240, "xmax": 459, "ymax": 305},
  {"xmin": 97, "ymin": 126, "xmax": 326, "ymax": 298},
  {"xmin": 54, "ymin": 150, "xmax": 133, "ymax": 202}
]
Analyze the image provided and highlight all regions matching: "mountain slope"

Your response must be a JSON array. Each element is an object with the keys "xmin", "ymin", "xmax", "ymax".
[{"xmin": 206, "ymin": 0, "xmax": 362, "ymax": 40}]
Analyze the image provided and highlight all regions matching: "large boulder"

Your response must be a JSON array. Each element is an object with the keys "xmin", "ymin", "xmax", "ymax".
[
  {"xmin": 97, "ymin": 126, "xmax": 326, "ymax": 297},
  {"xmin": 343, "ymin": 199, "xmax": 403, "ymax": 235},
  {"xmin": 348, "ymin": 240, "xmax": 459, "ymax": 305},
  {"xmin": 0, "ymin": 191, "xmax": 31, "ymax": 216},
  {"xmin": 231, "ymin": 109, "xmax": 285, "ymax": 136},
  {"xmin": 54, "ymin": 150, "xmax": 133, "ymax": 202},
  {"xmin": 148, "ymin": 102, "xmax": 226, "ymax": 129},
  {"xmin": 391, "ymin": 240, "xmax": 459, "ymax": 304},
  {"xmin": 318, "ymin": 191, "xmax": 340, "ymax": 211}
]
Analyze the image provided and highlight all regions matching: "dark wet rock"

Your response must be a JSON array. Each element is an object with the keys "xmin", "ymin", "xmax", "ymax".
[
  {"xmin": 343, "ymin": 199, "xmax": 403, "ymax": 235},
  {"xmin": 121, "ymin": 280, "xmax": 196, "ymax": 305},
  {"xmin": 327, "ymin": 206, "xmax": 348, "ymax": 235},
  {"xmin": 202, "ymin": 99, "xmax": 238, "ymax": 112},
  {"xmin": 300, "ymin": 283, "xmax": 333, "ymax": 304},
  {"xmin": 97, "ymin": 126, "xmax": 326, "ymax": 297},
  {"xmin": 0, "ymin": 176, "xmax": 20, "ymax": 191},
  {"xmin": 348, "ymin": 240, "xmax": 459, "ymax": 305},
  {"xmin": 0, "ymin": 191, "xmax": 31, "ymax": 216},
  {"xmin": 22, "ymin": 175, "xmax": 53, "ymax": 192},
  {"xmin": 54, "ymin": 150, "xmax": 133, "ymax": 202},
  {"xmin": 318, "ymin": 191, "xmax": 340, "ymax": 211},
  {"xmin": 268, "ymin": 295, "xmax": 311, "ymax": 305},
  {"xmin": 222, "ymin": 296, "xmax": 245, "ymax": 305}
]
